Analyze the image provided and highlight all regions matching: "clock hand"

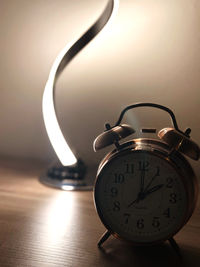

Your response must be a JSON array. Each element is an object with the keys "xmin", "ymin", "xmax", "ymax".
[
  {"xmin": 128, "ymin": 167, "xmax": 160, "ymax": 208},
  {"xmin": 127, "ymin": 195, "xmax": 140, "ymax": 207},
  {"xmin": 140, "ymin": 170, "xmax": 145, "ymax": 193},
  {"xmin": 143, "ymin": 167, "xmax": 160, "ymax": 193},
  {"xmin": 143, "ymin": 184, "xmax": 164, "ymax": 196},
  {"xmin": 127, "ymin": 171, "xmax": 145, "ymax": 208},
  {"xmin": 127, "ymin": 184, "xmax": 164, "ymax": 208}
]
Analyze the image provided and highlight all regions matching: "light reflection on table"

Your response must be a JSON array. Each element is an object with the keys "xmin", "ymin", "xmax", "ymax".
[{"xmin": 44, "ymin": 191, "xmax": 75, "ymax": 243}]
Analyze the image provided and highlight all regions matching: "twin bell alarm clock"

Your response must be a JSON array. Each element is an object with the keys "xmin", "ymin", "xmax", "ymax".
[{"xmin": 93, "ymin": 103, "xmax": 200, "ymax": 247}]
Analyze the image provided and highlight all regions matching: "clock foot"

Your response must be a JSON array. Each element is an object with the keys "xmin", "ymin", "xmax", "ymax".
[
  {"xmin": 168, "ymin": 237, "xmax": 182, "ymax": 258},
  {"xmin": 98, "ymin": 230, "xmax": 111, "ymax": 248}
]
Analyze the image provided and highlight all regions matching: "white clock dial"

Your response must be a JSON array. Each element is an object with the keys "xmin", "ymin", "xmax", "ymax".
[{"xmin": 95, "ymin": 150, "xmax": 188, "ymax": 244}]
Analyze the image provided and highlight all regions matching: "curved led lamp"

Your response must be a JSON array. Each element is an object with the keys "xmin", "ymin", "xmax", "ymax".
[{"xmin": 40, "ymin": 0, "xmax": 119, "ymax": 190}]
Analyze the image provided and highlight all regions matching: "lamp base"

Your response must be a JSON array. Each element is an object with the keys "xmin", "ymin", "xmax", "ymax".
[{"xmin": 39, "ymin": 160, "xmax": 94, "ymax": 191}]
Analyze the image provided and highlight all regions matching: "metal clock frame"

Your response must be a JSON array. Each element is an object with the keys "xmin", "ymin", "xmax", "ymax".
[{"xmin": 94, "ymin": 138, "xmax": 198, "ymax": 249}]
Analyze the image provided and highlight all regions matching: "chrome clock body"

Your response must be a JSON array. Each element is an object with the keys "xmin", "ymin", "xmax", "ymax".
[
  {"xmin": 94, "ymin": 138, "xmax": 198, "ymax": 245},
  {"xmin": 93, "ymin": 103, "xmax": 200, "ymax": 248}
]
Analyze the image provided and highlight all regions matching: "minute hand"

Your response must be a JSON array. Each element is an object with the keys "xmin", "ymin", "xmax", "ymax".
[
  {"xmin": 140, "ymin": 170, "xmax": 145, "ymax": 193},
  {"xmin": 143, "ymin": 167, "xmax": 160, "ymax": 193}
]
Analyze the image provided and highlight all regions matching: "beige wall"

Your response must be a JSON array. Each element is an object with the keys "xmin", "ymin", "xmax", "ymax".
[{"xmin": 0, "ymin": 0, "xmax": 200, "ymax": 174}]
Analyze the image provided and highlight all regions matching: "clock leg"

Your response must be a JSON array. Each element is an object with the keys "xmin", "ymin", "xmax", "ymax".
[
  {"xmin": 168, "ymin": 237, "xmax": 182, "ymax": 258},
  {"xmin": 98, "ymin": 230, "xmax": 111, "ymax": 248}
]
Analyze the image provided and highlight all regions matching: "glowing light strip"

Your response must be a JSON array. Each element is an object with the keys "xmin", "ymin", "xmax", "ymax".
[{"xmin": 42, "ymin": 0, "xmax": 119, "ymax": 166}]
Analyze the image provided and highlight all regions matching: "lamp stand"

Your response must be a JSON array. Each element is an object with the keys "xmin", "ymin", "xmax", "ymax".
[{"xmin": 40, "ymin": 159, "xmax": 94, "ymax": 191}]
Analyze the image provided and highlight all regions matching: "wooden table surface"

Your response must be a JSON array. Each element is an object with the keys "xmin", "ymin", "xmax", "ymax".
[{"xmin": 0, "ymin": 158, "xmax": 200, "ymax": 267}]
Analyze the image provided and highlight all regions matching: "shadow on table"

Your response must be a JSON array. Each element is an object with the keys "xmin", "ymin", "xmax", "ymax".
[{"xmin": 97, "ymin": 238, "xmax": 200, "ymax": 267}]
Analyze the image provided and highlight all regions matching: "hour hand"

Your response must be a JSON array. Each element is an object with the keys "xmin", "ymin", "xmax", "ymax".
[
  {"xmin": 128, "ymin": 184, "xmax": 164, "ymax": 208},
  {"xmin": 144, "ymin": 184, "xmax": 164, "ymax": 196}
]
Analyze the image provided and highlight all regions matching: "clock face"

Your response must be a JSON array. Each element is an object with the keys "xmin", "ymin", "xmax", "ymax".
[{"xmin": 94, "ymin": 150, "xmax": 188, "ymax": 244}]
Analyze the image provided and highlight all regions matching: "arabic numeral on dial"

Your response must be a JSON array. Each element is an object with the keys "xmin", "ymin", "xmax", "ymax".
[
  {"xmin": 152, "ymin": 217, "xmax": 160, "ymax": 228},
  {"xmin": 137, "ymin": 218, "xmax": 144, "ymax": 229},
  {"xmin": 169, "ymin": 193, "xmax": 177, "ymax": 204},
  {"xmin": 114, "ymin": 173, "xmax": 125, "ymax": 183},
  {"xmin": 166, "ymin": 177, "xmax": 173, "ymax": 188},
  {"xmin": 125, "ymin": 163, "xmax": 134, "ymax": 174},
  {"xmin": 110, "ymin": 187, "xmax": 118, "ymax": 197},
  {"xmin": 124, "ymin": 213, "xmax": 131, "ymax": 224},
  {"xmin": 138, "ymin": 161, "xmax": 149, "ymax": 171},
  {"xmin": 113, "ymin": 201, "xmax": 120, "ymax": 211}
]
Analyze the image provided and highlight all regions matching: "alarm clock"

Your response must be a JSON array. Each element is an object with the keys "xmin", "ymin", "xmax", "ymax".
[{"xmin": 93, "ymin": 103, "xmax": 200, "ymax": 247}]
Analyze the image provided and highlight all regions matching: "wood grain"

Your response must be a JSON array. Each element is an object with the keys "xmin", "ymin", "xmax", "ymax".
[{"xmin": 0, "ymin": 158, "xmax": 200, "ymax": 267}]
